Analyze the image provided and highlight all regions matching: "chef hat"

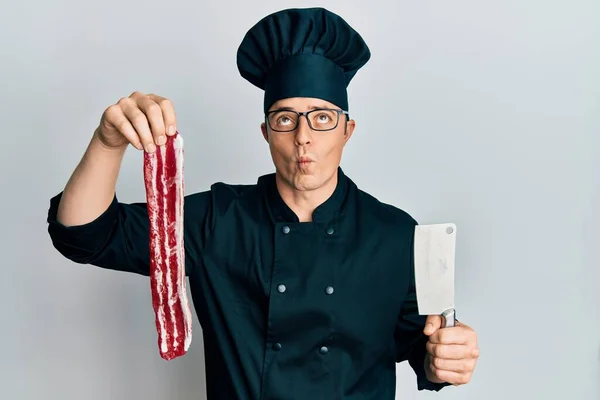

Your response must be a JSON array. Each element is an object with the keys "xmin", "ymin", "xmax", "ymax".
[{"xmin": 236, "ymin": 7, "xmax": 371, "ymax": 113}]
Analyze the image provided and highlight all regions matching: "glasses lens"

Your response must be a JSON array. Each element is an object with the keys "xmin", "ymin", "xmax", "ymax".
[
  {"xmin": 268, "ymin": 111, "xmax": 298, "ymax": 132},
  {"xmin": 308, "ymin": 109, "xmax": 339, "ymax": 130}
]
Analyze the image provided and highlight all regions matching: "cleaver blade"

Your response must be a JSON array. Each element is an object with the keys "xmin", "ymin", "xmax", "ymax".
[{"xmin": 413, "ymin": 223, "xmax": 457, "ymax": 328}]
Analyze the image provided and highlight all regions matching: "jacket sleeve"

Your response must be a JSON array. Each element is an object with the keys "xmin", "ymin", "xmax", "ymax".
[
  {"xmin": 46, "ymin": 189, "xmax": 214, "ymax": 277},
  {"xmin": 394, "ymin": 221, "xmax": 451, "ymax": 392}
]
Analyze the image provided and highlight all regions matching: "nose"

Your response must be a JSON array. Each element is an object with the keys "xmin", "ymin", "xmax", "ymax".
[{"xmin": 295, "ymin": 115, "xmax": 312, "ymax": 146}]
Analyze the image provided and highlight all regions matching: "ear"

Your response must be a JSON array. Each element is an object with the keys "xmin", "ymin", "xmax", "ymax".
[
  {"xmin": 261, "ymin": 122, "xmax": 268, "ymax": 142},
  {"xmin": 343, "ymin": 119, "xmax": 355, "ymax": 143}
]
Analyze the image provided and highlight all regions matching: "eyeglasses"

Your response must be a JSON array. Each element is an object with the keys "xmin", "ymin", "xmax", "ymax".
[{"xmin": 265, "ymin": 108, "xmax": 349, "ymax": 132}]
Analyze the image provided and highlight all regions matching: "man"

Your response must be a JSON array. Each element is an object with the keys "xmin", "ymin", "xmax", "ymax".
[{"xmin": 46, "ymin": 7, "xmax": 479, "ymax": 399}]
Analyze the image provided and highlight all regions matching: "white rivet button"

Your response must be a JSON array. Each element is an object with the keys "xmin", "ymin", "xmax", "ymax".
[
  {"xmin": 282, "ymin": 226, "xmax": 290, "ymax": 234},
  {"xmin": 326, "ymin": 227, "xmax": 334, "ymax": 235},
  {"xmin": 325, "ymin": 286, "xmax": 334, "ymax": 295},
  {"xmin": 277, "ymin": 284, "xmax": 286, "ymax": 293}
]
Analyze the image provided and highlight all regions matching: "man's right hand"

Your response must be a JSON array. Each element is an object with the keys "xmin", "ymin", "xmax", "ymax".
[{"xmin": 95, "ymin": 91, "xmax": 178, "ymax": 153}]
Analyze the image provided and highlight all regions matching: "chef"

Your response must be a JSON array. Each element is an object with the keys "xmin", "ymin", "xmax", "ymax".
[{"xmin": 46, "ymin": 7, "xmax": 479, "ymax": 399}]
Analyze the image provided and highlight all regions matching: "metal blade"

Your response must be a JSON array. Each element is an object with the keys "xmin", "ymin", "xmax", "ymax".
[{"xmin": 413, "ymin": 223, "xmax": 456, "ymax": 318}]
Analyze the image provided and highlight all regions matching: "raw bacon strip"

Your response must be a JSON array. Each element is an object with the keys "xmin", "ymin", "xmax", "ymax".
[{"xmin": 143, "ymin": 132, "xmax": 192, "ymax": 361}]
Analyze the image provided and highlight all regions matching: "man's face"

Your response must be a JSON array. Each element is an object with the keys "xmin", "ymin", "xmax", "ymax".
[{"xmin": 261, "ymin": 97, "xmax": 355, "ymax": 192}]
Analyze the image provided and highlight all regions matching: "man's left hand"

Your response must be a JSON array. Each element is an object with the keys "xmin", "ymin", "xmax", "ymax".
[{"xmin": 423, "ymin": 315, "xmax": 479, "ymax": 386}]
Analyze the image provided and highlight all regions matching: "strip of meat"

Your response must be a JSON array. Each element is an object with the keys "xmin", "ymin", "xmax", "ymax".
[{"xmin": 143, "ymin": 132, "xmax": 192, "ymax": 360}]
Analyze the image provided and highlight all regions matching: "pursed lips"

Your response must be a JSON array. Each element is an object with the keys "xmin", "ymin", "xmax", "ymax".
[{"xmin": 297, "ymin": 157, "xmax": 314, "ymax": 166}]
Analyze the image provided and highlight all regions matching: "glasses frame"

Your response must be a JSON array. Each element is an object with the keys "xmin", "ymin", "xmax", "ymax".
[{"xmin": 265, "ymin": 108, "xmax": 349, "ymax": 132}]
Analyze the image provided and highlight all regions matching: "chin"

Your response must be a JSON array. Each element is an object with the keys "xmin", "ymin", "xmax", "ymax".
[
  {"xmin": 292, "ymin": 175, "xmax": 322, "ymax": 191},
  {"xmin": 291, "ymin": 167, "xmax": 334, "ymax": 191},
  {"xmin": 277, "ymin": 168, "xmax": 318, "ymax": 191}
]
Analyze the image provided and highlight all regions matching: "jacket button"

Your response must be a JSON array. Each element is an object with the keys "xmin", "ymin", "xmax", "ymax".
[
  {"xmin": 325, "ymin": 286, "xmax": 334, "ymax": 295},
  {"xmin": 273, "ymin": 343, "xmax": 282, "ymax": 351},
  {"xmin": 277, "ymin": 284, "xmax": 286, "ymax": 293},
  {"xmin": 319, "ymin": 346, "xmax": 329, "ymax": 354},
  {"xmin": 282, "ymin": 226, "xmax": 290, "ymax": 234},
  {"xmin": 326, "ymin": 227, "xmax": 334, "ymax": 235}
]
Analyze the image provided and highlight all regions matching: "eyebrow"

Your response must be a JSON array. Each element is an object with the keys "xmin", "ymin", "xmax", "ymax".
[{"xmin": 269, "ymin": 105, "xmax": 329, "ymax": 112}]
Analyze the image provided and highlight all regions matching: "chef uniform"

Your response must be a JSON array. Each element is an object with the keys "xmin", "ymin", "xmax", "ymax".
[{"xmin": 46, "ymin": 7, "xmax": 450, "ymax": 400}]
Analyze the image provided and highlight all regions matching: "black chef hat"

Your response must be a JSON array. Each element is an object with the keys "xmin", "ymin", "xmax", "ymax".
[{"xmin": 236, "ymin": 7, "xmax": 371, "ymax": 113}]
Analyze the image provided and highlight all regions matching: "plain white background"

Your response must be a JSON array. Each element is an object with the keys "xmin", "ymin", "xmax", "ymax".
[{"xmin": 1, "ymin": 0, "xmax": 599, "ymax": 399}]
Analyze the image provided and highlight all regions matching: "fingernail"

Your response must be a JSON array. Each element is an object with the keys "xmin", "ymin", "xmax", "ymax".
[
  {"xmin": 156, "ymin": 135, "xmax": 166, "ymax": 146},
  {"xmin": 168, "ymin": 125, "xmax": 176, "ymax": 135},
  {"xmin": 146, "ymin": 143, "xmax": 156, "ymax": 153},
  {"xmin": 426, "ymin": 323, "xmax": 434, "ymax": 332}
]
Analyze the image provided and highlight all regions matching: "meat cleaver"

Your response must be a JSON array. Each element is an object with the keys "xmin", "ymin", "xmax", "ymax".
[{"xmin": 413, "ymin": 223, "xmax": 457, "ymax": 328}]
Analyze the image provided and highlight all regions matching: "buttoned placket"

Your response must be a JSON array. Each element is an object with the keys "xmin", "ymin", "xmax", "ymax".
[
  {"xmin": 258, "ymin": 169, "xmax": 349, "ymax": 398},
  {"xmin": 260, "ymin": 219, "xmax": 341, "ymax": 398}
]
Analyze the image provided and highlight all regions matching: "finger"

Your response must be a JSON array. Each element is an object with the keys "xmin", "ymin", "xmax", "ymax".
[
  {"xmin": 426, "ymin": 342, "xmax": 479, "ymax": 360},
  {"xmin": 136, "ymin": 95, "xmax": 167, "ymax": 146},
  {"xmin": 455, "ymin": 320, "xmax": 470, "ymax": 329},
  {"xmin": 424, "ymin": 315, "xmax": 443, "ymax": 335},
  {"xmin": 147, "ymin": 94, "xmax": 177, "ymax": 137},
  {"xmin": 429, "ymin": 368, "xmax": 472, "ymax": 386},
  {"xmin": 429, "ymin": 326, "xmax": 475, "ymax": 345},
  {"xmin": 429, "ymin": 355, "xmax": 478, "ymax": 374},
  {"xmin": 120, "ymin": 98, "xmax": 155, "ymax": 152},
  {"xmin": 104, "ymin": 104, "xmax": 143, "ymax": 150}
]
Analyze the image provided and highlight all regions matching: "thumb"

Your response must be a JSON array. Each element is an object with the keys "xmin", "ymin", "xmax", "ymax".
[{"xmin": 423, "ymin": 315, "xmax": 443, "ymax": 336}]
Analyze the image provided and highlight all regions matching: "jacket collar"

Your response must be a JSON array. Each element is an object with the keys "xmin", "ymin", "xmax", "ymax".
[{"xmin": 258, "ymin": 166, "xmax": 349, "ymax": 224}]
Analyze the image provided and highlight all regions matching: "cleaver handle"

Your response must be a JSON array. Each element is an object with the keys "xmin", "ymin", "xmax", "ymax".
[{"xmin": 442, "ymin": 308, "xmax": 456, "ymax": 328}]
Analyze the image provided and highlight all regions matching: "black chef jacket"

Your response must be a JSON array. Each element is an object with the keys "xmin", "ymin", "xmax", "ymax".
[{"xmin": 46, "ymin": 167, "xmax": 450, "ymax": 399}]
